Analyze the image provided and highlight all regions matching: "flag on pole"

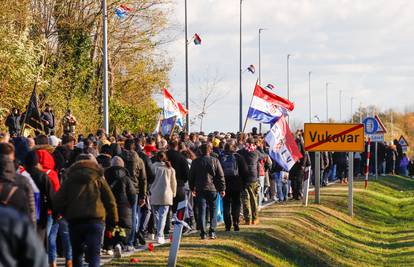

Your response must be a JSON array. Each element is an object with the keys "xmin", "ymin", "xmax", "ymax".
[
  {"xmin": 193, "ymin": 33, "xmax": 202, "ymax": 45},
  {"xmin": 115, "ymin": 4, "xmax": 132, "ymax": 18},
  {"xmin": 161, "ymin": 116, "xmax": 177, "ymax": 136},
  {"xmin": 163, "ymin": 88, "xmax": 187, "ymax": 128},
  {"xmin": 265, "ymin": 116, "xmax": 302, "ymax": 171},
  {"xmin": 266, "ymin": 84, "xmax": 276, "ymax": 90},
  {"xmin": 247, "ymin": 84, "xmax": 294, "ymax": 124},
  {"xmin": 247, "ymin": 65, "xmax": 256, "ymax": 74},
  {"xmin": 21, "ymin": 85, "xmax": 44, "ymax": 136}
]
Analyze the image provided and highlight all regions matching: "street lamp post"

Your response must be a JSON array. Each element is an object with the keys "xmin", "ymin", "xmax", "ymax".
[
  {"xmin": 239, "ymin": 0, "xmax": 243, "ymax": 132},
  {"xmin": 308, "ymin": 71, "xmax": 312, "ymax": 123},
  {"xmin": 350, "ymin": 97, "xmax": 354, "ymax": 123},
  {"xmin": 102, "ymin": 0, "xmax": 109, "ymax": 133},
  {"xmin": 325, "ymin": 82, "xmax": 330, "ymax": 122},
  {"xmin": 339, "ymin": 89, "xmax": 343, "ymax": 122},
  {"xmin": 184, "ymin": 0, "xmax": 189, "ymax": 132},
  {"xmin": 287, "ymin": 54, "xmax": 291, "ymax": 125}
]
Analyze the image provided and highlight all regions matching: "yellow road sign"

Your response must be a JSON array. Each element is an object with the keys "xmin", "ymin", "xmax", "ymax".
[{"xmin": 304, "ymin": 123, "xmax": 365, "ymax": 152}]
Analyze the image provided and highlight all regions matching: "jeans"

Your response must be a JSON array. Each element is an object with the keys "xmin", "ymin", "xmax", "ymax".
[
  {"xmin": 223, "ymin": 190, "xmax": 241, "ymax": 230},
  {"xmin": 128, "ymin": 195, "xmax": 138, "ymax": 246},
  {"xmin": 274, "ymin": 172, "xmax": 288, "ymax": 202},
  {"xmin": 196, "ymin": 191, "xmax": 218, "ymax": 237},
  {"xmin": 69, "ymin": 222, "xmax": 104, "ymax": 267},
  {"xmin": 329, "ymin": 164, "xmax": 337, "ymax": 181},
  {"xmin": 153, "ymin": 205, "xmax": 169, "ymax": 238},
  {"xmin": 258, "ymin": 176, "xmax": 265, "ymax": 207},
  {"xmin": 400, "ymin": 166, "xmax": 409, "ymax": 176},
  {"xmin": 49, "ymin": 218, "xmax": 72, "ymax": 263}
]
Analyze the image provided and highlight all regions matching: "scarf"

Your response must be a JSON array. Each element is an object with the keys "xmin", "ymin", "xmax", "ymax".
[{"xmin": 245, "ymin": 143, "xmax": 257, "ymax": 152}]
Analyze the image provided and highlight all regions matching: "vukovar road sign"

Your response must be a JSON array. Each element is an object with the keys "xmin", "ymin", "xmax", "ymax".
[{"xmin": 304, "ymin": 123, "xmax": 365, "ymax": 152}]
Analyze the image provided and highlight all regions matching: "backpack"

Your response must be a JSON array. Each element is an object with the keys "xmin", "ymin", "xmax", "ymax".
[
  {"xmin": 220, "ymin": 154, "xmax": 239, "ymax": 177},
  {"xmin": 0, "ymin": 183, "xmax": 18, "ymax": 206},
  {"xmin": 18, "ymin": 167, "xmax": 41, "ymax": 221}
]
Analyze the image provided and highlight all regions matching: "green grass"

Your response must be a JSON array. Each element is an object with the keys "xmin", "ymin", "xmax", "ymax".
[{"xmin": 106, "ymin": 176, "xmax": 414, "ymax": 267}]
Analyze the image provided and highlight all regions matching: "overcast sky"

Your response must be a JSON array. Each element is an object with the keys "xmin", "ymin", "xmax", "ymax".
[{"xmin": 163, "ymin": 0, "xmax": 414, "ymax": 133}]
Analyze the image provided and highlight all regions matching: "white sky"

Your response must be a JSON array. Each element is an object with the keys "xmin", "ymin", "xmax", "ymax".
[{"xmin": 163, "ymin": 0, "xmax": 414, "ymax": 133}]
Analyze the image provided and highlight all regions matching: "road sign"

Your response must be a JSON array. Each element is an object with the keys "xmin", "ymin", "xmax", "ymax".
[
  {"xmin": 363, "ymin": 115, "xmax": 387, "ymax": 142},
  {"xmin": 399, "ymin": 135, "xmax": 409, "ymax": 152},
  {"xmin": 304, "ymin": 123, "xmax": 365, "ymax": 152}
]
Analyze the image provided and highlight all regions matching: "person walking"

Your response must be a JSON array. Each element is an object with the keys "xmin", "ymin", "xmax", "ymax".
[
  {"xmin": 189, "ymin": 143, "xmax": 225, "ymax": 240},
  {"xmin": 238, "ymin": 138, "xmax": 260, "ymax": 225},
  {"xmin": 149, "ymin": 152, "xmax": 177, "ymax": 244},
  {"xmin": 104, "ymin": 156, "xmax": 136, "ymax": 253},
  {"xmin": 53, "ymin": 159, "xmax": 118, "ymax": 267},
  {"xmin": 220, "ymin": 143, "xmax": 247, "ymax": 231},
  {"xmin": 121, "ymin": 138, "xmax": 147, "ymax": 246}
]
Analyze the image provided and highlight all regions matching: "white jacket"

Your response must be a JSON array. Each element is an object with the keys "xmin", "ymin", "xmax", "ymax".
[{"xmin": 150, "ymin": 162, "xmax": 177, "ymax": 206}]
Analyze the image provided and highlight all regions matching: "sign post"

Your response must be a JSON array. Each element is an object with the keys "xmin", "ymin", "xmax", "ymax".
[
  {"xmin": 399, "ymin": 135, "xmax": 409, "ymax": 153},
  {"xmin": 363, "ymin": 115, "xmax": 387, "ymax": 180},
  {"xmin": 168, "ymin": 200, "xmax": 188, "ymax": 267},
  {"xmin": 304, "ymin": 123, "xmax": 364, "ymax": 209},
  {"xmin": 315, "ymin": 152, "xmax": 321, "ymax": 204},
  {"xmin": 348, "ymin": 152, "xmax": 354, "ymax": 216}
]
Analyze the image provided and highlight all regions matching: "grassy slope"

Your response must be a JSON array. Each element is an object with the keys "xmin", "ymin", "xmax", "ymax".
[{"xmin": 107, "ymin": 176, "xmax": 414, "ymax": 267}]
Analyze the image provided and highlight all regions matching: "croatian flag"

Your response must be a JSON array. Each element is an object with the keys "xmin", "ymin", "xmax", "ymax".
[
  {"xmin": 247, "ymin": 84, "xmax": 294, "ymax": 124},
  {"xmin": 265, "ymin": 116, "xmax": 302, "ymax": 171},
  {"xmin": 115, "ymin": 4, "xmax": 133, "ymax": 18},
  {"xmin": 193, "ymin": 33, "xmax": 202, "ymax": 45},
  {"xmin": 247, "ymin": 65, "xmax": 255, "ymax": 74},
  {"xmin": 266, "ymin": 84, "xmax": 276, "ymax": 90},
  {"xmin": 163, "ymin": 88, "xmax": 187, "ymax": 128}
]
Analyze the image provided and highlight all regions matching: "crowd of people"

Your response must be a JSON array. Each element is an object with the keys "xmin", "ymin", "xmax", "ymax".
[{"xmin": 1, "ymin": 106, "xmax": 414, "ymax": 267}]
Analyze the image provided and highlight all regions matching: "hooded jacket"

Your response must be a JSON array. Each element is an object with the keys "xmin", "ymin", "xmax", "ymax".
[
  {"xmin": 53, "ymin": 160, "xmax": 118, "ymax": 226},
  {"xmin": 104, "ymin": 166, "xmax": 136, "ymax": 228},
  {"xmin": 121, "ymin": 150, "xmax": 147, "ymax": 198},
  {"xmin": 238, "ymin": 148, "xmax": 260, "ymax": 184},
  {"xmin": 34, "ymin": 145, "xmax": 60, "ymax": 192},
  {"xmin": 0, "ymin": 157, "xmax": 35, "ymax": 224}
]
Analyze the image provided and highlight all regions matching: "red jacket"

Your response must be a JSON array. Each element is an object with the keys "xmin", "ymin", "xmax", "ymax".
[{"xmin": 35, "ymin": 149, "xmax": 60, "ymax": 192}]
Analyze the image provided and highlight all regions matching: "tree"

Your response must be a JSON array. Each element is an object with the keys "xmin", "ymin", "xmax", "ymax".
[{"xmin": 191, "ymin": 70, "xmax": 227, "ymax": 132}]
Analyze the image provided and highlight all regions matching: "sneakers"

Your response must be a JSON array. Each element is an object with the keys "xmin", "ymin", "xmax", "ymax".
[
  {"xmin": 125, "ymin": 245, "xmax": 135, "ymax": 252},
  {"xmin": 234, "ymin": 225, "xmax": 240, "ymax": 232},
  {"xmin": 244, "ymin": 220, "xmax": 251, "ymax": 225},
  {"xmin": 252, "ymin": 218, "xmax": 260, "ymax": 225},
  {"xmin": 209, "ymin": 232, "xmax": 217, "ymax": 240},
  {"xmin": 114, "ymin": 244, "xmax": 122, "ymax": 258},
  {"xmin": 157, "ymin": 236, "xmax": 165, "ymax": 244},
  {"xmin": 149, "ymin": 233, "xmax": 155, "ymax": 241},
  {"xmin": 200, "ymin": 234, "xmax": 207, "ymax": 240}
]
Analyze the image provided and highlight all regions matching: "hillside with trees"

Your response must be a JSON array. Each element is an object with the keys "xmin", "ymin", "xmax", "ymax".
[{"xmin": 0, "ymin": 0, "xmax": 172, "ymax": 134}]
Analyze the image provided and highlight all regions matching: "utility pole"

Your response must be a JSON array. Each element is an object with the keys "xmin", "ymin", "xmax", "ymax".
[
  {"xmin": 339, "ymin": 90, "xmax": 343, "ymax": 122},
  {"xmin": 102, "ymin": 0, "xmax": 109, "ymax": 133},
  {"xmin": 308, "ymin": 71, "xmax": 312, "ymax": 123},
  {"xmin": 325, "ymin": 82, "xmax": 330, "ymax": 122},
  {"xmin": 239, "ymin": 0, "xmax": 243, "ymax": 132},
  {"xmin": 351, "ymin": 97, "xmax": 355, "ymax": 123},
  {"xmin": 184, "ymin": 0, "xmax": 189, "ymax": 132}
]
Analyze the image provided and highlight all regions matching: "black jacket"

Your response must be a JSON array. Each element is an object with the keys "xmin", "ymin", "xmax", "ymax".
[
  {"xmin": 53, "ymin": 146, "xmax": 75, "ymax": 174},
  {"xmin": 0, "ymin": 157, "xmax": 34, "ymax": 224},
  {"xmin": 166, "ymin": 149, "xmax": 190, "ymax": 187},
  {"xmin": 26, "ymin": 167, "xmax": 55, "ymax": 228},
  {"xmin": 5, "ymin": 114, "xmax": 20, "ymax": 135},
  {"xmin": 189, "ymin": 155, "xmax": 225, "ymax": 192},
  {"xmin": 0, "ymin": 206, "xmax": 48, "ymax": 267},
  {"xmin": 137, "ymin": 150, "xmax": 155, "ymax": 186},
  {"xmin": 104, "ymin": 166, "xmax": 136, "ymax": 228},
  {"xmin": 121, "ymin": 150, "xmax": 147, "ymax": 198},
  {"xmin": 238, "ymin": 148, "xmax": 260, "ymax": 183},
  {"xmin": 41, "ymin": 111, "xmax": 55, "ymax": 129}
]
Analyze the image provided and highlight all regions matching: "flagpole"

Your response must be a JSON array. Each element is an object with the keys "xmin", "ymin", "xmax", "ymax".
[
  {"xmin": 184, "ymin": 0, "xmax": 190, "ymax": 133},
  {"xmin": 287, "ymin": 54, "xmax": 291, "ymax": 126},
  {"xmin": 239, "ymin": 0, "xmax": 243, "ymax": 132},
  {"xmin": 102, "ymin": 0, "xmax": 109, "ymax": 133},
  {"xmin": 242, "ymin": 80, "xmax": 258, "ymax": 133},
  {"xmin": 258, "ymin": 28, "xmax": 265, "ymax": 134}
]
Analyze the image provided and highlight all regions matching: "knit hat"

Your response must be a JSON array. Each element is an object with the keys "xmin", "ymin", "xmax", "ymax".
[{"xmin": 111, "ymin": 156, "xmax": 125, "ymax": 167}]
